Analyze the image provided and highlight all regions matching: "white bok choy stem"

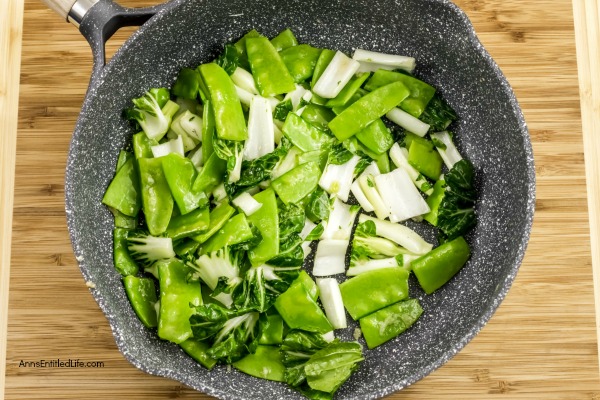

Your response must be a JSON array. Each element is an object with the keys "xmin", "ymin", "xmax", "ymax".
[
  {"xmin": 284, "ymin": 84, "xmax": 311, "ymax": 111},
  {"xmin": 188, "ymin": 145, "xmax": 203, "ymax": 169},
  {"xmin": 374, "ymin": 168, "xmax": 430, "ymax": 222},
  {"xmin": 321, "ymin": 198, "xmax": 359, "ymax": 240},
  {"xmin": 231, "ymin": 67, "xmax": 259, "ymax": 95},
  {"xmin": 272, "ymin": 146, "xmax": 301, "ymax": 179},
  {"xmin": 352, "ymin": 49, "xmax": 416, "ymax": 73},
  {"xmin": 300, "ymin": 219, "xmax": 317, "ymax": 240},
  {"xmin": 430, "ymin": 131, "xmax": 463, "ymax": 169},
  {"xmin": 313, "ymin": 51, "xmax": 361, "ymax": 98},
  {"xmin": 319, "ymin": 155, "xmax": 361, "ymax": 202},
  {"xmin": 350, "ymin": 180, "xmax": 373, "ymax": 212},
  {"xmin": 359, "ymin": 214, "xmax": 433, "ymax": 255},
  {"xmin": 389, "ymin": 143, "xmax": 433, "ymax": 195},
  {"xmin": 235, "ymin": 85, "xmax": 278, "ymax": 110},
  {"xmin": 347, "ymin": 254, "xmax": 420, "ymax": 276},
  {"xmin": 386, "ymin": 107, "xmax": 430, "ymax": 137},
  {"xmin": 244, "ymin": 95, "xmax": 274, "ymax": 160},
  {"xmin": 316, "ymin": 278, "xmax": 347, "ymax": 329},
  {"xmin": 151, "ymin": 135, "xmax": 184, "ymax": 158},
  {"xmin": 313, "ymin": 239, "xmax": 348, "ymax": 276},
  {"xmin": 232, "ymin": 192, "xmax": 263, "ymax": 216}
]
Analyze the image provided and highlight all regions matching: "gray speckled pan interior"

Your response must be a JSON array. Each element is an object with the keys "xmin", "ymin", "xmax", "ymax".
[{"xmin": 64, "ymin": 0, "xmax": 535, "ymax": 398}]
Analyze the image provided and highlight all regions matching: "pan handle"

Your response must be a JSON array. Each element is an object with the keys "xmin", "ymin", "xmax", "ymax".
[{"xmin": 42, "ymin": 0, "xmax": 169, "ymax": 83}]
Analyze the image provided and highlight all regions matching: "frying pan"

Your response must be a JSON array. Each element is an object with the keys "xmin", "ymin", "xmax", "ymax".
[{"xmin": 43, "ymin": 0, "xmax": 535, "ymax": 397}]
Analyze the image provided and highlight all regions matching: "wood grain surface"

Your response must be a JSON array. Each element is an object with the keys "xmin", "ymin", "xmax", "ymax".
[{"xmin": 4, "ymin": 0, "xmax": 600, "ymax": 399}]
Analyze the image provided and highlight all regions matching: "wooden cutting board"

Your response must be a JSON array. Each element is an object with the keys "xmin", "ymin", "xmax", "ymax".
[{"xmin": 3, "ymin": 0, "xmax": 600, "ymax": 398}]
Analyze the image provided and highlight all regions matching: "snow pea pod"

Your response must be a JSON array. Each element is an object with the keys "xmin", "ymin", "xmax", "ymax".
[
  {"xmin": 200, "ymin": 212, "xmax": 254, "ymax": 254},
  {"xmin": 359, "ymin": 298, "xmax": 422, "ymax": 349},
  {"xmin": 165, "ymin": 207, "xmax": 210, "ymax": 241},
  {"xmin": 138, "ymin": 157, "xmax": 174, "ymax": 235},
  {"xmin": 355, "ymin": 118, "xmax": 394, "ymax": 155},
  {"xmin": 172, "ymin": 67, "xmax": 201, "ymax": 100},
  {"xmin": 123, "ymin": 275, "xmax": 157, "ymax": 328},
  {"xmin": 234, "ymin": 29, "xmax": 261, "ymax": 71},
  {"xmin": 179, "ymin": 338, "xmax": 217, "ymax": 370},
  {"xmin": 198, "ymin": 63, "xmax": 248, "ymax": 141},
  {"xmin": 173, "ymin": 238, "xmax": 201, "ymax": 259},
  {"xmin": 191, "ymin": 201, "xmax": 235, "ymax": 244},
  {"xmin": 340, "ymin": 267, "xmax": 409, "ymax": 320},
  {"xmin": 192, "ymin": 152, "xmax": 227, "ymax": 194},
  {"xmin": 282, "ymin": 113, "xmax": 334, "ymax": 152},
  {"xmin": 271, "ymin": 161, "xmax": 321, "ymax": 205},
  {"xmin": 325, "ymin": 72, "xmax": 370, "ymax": 108},
  {"xmin": 202, "ymin": 100, "xmax": 215, "ymax": 162},
  {"xmin": 233, "ymin": 345, "xmax": 286, "ymax": 382},
  {"xmin": 102, "ymin": 156, "xmax": 141, "ymax": 218},
  {"xmin": 162, "ymin": 153, "xmax": 207, "ymax": 215},
  {"xmin": 246, "ymin": 37, "xmax": 296, "ymax": 96},
  {"xmin": 311, "ymin": 49, "xmax": 336, "ymax": 88},
  {"xmin": 423, "ymin": 179, "xmax": 446, "ymax": 226},
  {"xmin": 300, "ymin": 103, "xmax": 335, "ymax": 132},
  {"xmin": 259, "ymin": 313, "xmax": 284, "ymax": 345},
  {"xmin": 328, "ymin": 81, "xmax": 410, "ymax": 141},
  {"xmin": 157, "ymin": 259, "xmax": 203, "ymax": 344},
  {"xmin": 408, "ymin": 139, "xmax": 443, "ymax": 180},
  {"xmin": 271, "ymin": 28, "xmax": 298, "ymax": 51},
  {"xmin": 275, "ymin": 276, "xmax": 332, "ymax": 333},
  {"xmin": 364, "ymin": 69, "xmax": 436, "ymax": 117},
  {"xmin": 247, "ymin": 188, "xmax": 279, "ymax": 266},
  {"xmin": 113, "ymin": 228, "xmax": 138, "ymax": 276},
  {"xmin": 280, "ymin": 44, "xmax": 322, "ymax": 83},
  {"xmin": 412, "ymin": 236, "xmax": 471, "ymax": 294},
  {"xmin": 132, "ymin": 131, "xmax": 155, "ymax": 159}
]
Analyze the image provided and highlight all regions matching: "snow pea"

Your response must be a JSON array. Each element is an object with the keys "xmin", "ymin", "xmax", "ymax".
[
  {"xmin": 172, "ymin": 67, "xmax": 201, "ymax": 100},
  {"xmin": 271, "ymin": 28, "xmax": 298, "ymax": 51},
  {"xmin": 423, "ymin": 179, "xmax": 446, "ymax": 226},
  {"xmin": 192, "ymin": 152, "xmax": 227, "ymax": 194},
  {"xmin": 233, "ymin": 345, "xmax": 286, "ymax": 382},
  {"xmin": 282, "ymin": 113, "xmax": 334, "ymax": 152},
  {"xmin": 138, "ymin": 157, "xmax": 174, "ymax": 235},
  {"xmin": 364, "ymin": 69, "xmax": 436, "ymax": 117},
  {"xmin": 412, "ymin": 236, "xmax": 471, "ymax": 294},
  {"xmin": 123, "ymin": 275, "xmax": 157, "ymax": 328},
  {"xmin": 280, "ymin": 44, "xmax": 322, "ymax": 83},
  {"xmin": 271, "ymin": 161, "xmax": 321, "ymax": 205},
  {"xmin": 375, "ymin": 152, "xmax": 391, "ymax": 174},
  {"xmin": 297, "ymin": 270, "xmax": 319, "ymax": 301},
  {"xmin": 325, "ymin": 72, "xmax": 370, "ymax": 108},
  {"xmin": 246, "ymin": 37, "xmax": 296, "ymax": 96},
  {"xmin": 247, "ymin": 188, "xmax": 279, "ymax": 266},
  {"xmin": 191, "ymin": 201, "xmax": 235, "ymax": 244},
  {"xmin": 359, "ymin": 298, "xmax": 422, "ymax": 349},
  {"xmin": 165, "ymin": 207, "xmax": 210, "ymax": 241},
  {"xmin": 340, "ymin": 267, "xmax": 409, "ymax": 320},
  {"xmin": 157, "ymin": 259, "xmax": 203, "ymax": 344},
  {"xmin": 173, "ymin": 238, "xmax": 201, "ymax": 259},
  {"xmin": 116, "ymin": 149, "xmax": 133, "ymax": 170},
  {"xmin": 198, "ymin": 63, "xmax": 248, "ymax": 141},
  {"xmin": 300, "ymin": 103, "xmax": 336, "ymax": 132},
  {"xmin": 311, "ymin": 49, "xmax": 336, "ymax": 88},
  {"xmin": 355, "ymin": 118, "xmax": 394, "ymax": 155},
  {"xmin": 202, "ymin": 100, "xmax": 215, "ymax": 162},
  {"xmin": 109, "ymin": 207, "xmax": 137, "ymax": 229},
  {"xmin": 199, "ymin": 212, "xmax": 254, "ymax": 254},
  {"xmin": 234, "ymin": 29, "xmax": 261, "ymax": 70},
  {"xmin": 179, "ymin": 338, "xmax": 217, "ymax": 370},
  {"xmin": 304, "ymin": 342, "xmax": 364, "ymax": 394},
  {"xmin": 162, "ymin": 153, "xmax": 207, "ymax": 215},
  {"xmin": 113, "ymin": 228, "xmax": 138, "ymax": 276},
  {"xmin": 259, "ymin": 313, "xmax": 284, "ymax": 345},
  {"xmin": 132, "ymin": 131, "xmax": 156, "ymax": 159},
  {"xmin": 275, "ymin": 276, "xmax": 332, "ymax": 333},
  {"xmin": 408, "ymin": 139, "xmax": 443, "ymax": 180},
  {"xmin": 328, "ymin": 81, "xmax": 410, "ymax": 141},
  {"xmin": 102, "ymin": 156, "xmax": 141, "ymax": 218},
  {"xmin": 403, "ymin": 131, "xmax": 432, "ymax": 149}
]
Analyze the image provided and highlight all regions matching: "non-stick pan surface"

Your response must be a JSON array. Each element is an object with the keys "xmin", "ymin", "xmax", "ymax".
[{"xmin": 63, "ymin": 0, "xmax": 535, "ymax": 398}]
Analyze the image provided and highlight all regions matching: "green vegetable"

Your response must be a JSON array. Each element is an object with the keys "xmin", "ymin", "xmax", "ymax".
[
  {"xmin": 275, "ymin": 275, "xmax": 332, "ymax": 333},
  {"xmin": 192, "ymin": 152, "xmax": 227, "ymax": 194},
  {"xmin": 132, "ymin": 131, "xmax": 155, "ymax": 159},
  {"xmin": 305, "ymin": 187, "xmax": 331, "ymax": 223},
  {"xmin": 271, "ymin": 161, "xmax": 321, "ymax": 204},
  {"xmin": 233, "ymin": 345, "xmax": 286, "ymax": 381},
  {"xmin": 364, "ymin": 69, "xmax": 436, "ymax": 117},
  {"xmin": 419, "ymin": 92, "xmax": 458, "ymax": 132},
  {"xmin": 328, "ymin": 81, "xmax": 410, "ymax": 141},
  {"xmin": 173, "ymin": 238, "xmax": 200, "ymax": 259},
  {"xmin": 202, "ymin": 100, "xmax": 215, "ymax": 162},
  {"xmin": 224, "ymin": 148, "xmax": 287, "ymax": 198},
  {"xmin": 165, "ymin": 207, "xmax": 210, "ymax": 241},
  {"xmin": 234, "ymin": 29, "xmax": 262, "ymax": 70},
  {"xmin": 162, "ymin": 153, "xmax": 207, "ymax": 215},
  {"xmin": 408, "ymin": 139, "xmax": 443, "ymax": 180},
  {"xmin": 247, "ymin": 188, "xmax": 280, "ymax": 265},
  {"xmin": 304, "ymin": 342, "xmax": 364, "ymax": 394},
  {"xmin": 412, "ymin": 236, "xmax": 471, "ymax": 294},
  {"xmin": 246, "ymin": 37, "xmax": 296, "ymax": 96},
  {"xmin": 282, "ymin": 113, "xmax": 334, "ymax": 152},
  {"xmin": 123, "ymin": 88, "xmax": 179, "ymax": 141},
  {"xmin": 126, "ymin": 230, "xmax": 175, "ymax": 267},
  {"xmin": 274, "ymin": 99, "xmax": 293, "ymax": 121},
  {"xmin": 423, "ymin": 179, "xmax": 446, "ymax": 226},
  {"xmin": 437, "ymin": 159, "xmax": 477, "ymax": 241},
  {"xmin": 340, "ymin": 267, "xmax": 409, "ymax": 320},
  {"xmin": 157, "ymin": 259, "xmax": 203, "ymax": 344},
  {"xmin": 271, "ymin": 28, "xmax": 298, "ymax": 51},
  {"xmin": 325, "ymin": 72, "xmax": 370, "ymax": 108},
  {"xmin": 215, "ymin": 44, "xmax": 241, "ymax": 75},
  {"xmin": 123, "ymin": 275, "xmax": 158, "ymax": 328},
  {"xmin": 102, "ymin": 157, "xmax": 141, "ymax": 218},
  {"xmin": 192, "ymin": 201, "xmax": 235, "ymax": 244},
  {"xmin": 108, "ymin": 207, "xmax": 137, "ymax": 229},
  {"xmin": 179, "ymin": 338, "xmax": 217, "ymax": 369},
  {"xmin": 113, "ymin": 228, "xmax": 138, "ymax": 276},
  {"xmin": 301, "ymin": 103, "xmax": 336, "ymax": 132},
  {"xmin": 138, "ymin": 157, "xmax": 174, "ymax": 235},
  {"xmin": 354, "ymin": 118, "xmax": 393, "ymax": 155},
  {"xmin": 200, "ymin": 213, "xmax": 255, "ymax": 254},
  {"xmin": 198, "ymin": 63, "xmax": 248, "ymax": 141},
  {"xmin": 259, "ymin": 313, "xmax": 285, "ymax": 345},
  {"xmin": 172, "ymin": 68, "xmax": 201, "ymax": 99},
  {"xmin": 359, "ymin": 299, "xmax": 423, "ymax": 348},
  {"xmin": 280, "ymin": 44, "xmax": 322, "ymax": 83},
  {"xmin": 311, "ymin": 49, "xmax": 336, "ymax": 88}
]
